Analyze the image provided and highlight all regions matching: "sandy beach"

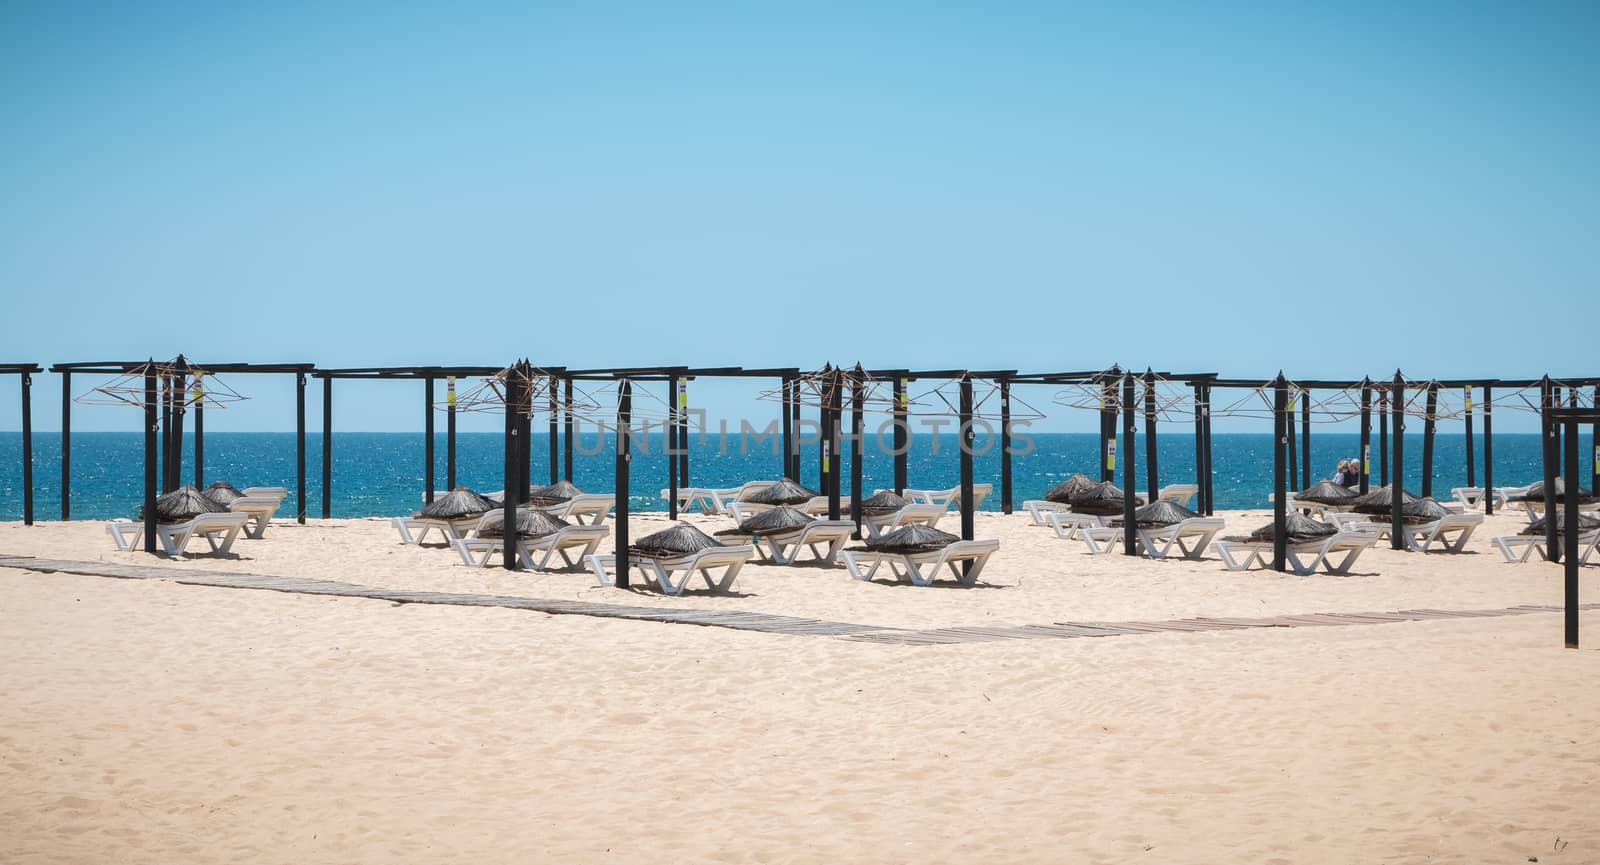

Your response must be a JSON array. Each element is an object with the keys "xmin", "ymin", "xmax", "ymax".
[{"xmin": 3, "ymin": 510, "xmax": 1598, "ymax": 863}]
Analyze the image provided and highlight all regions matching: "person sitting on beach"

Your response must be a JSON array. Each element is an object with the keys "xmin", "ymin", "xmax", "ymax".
[
  {"xmin": 1331, "ymin": 460, "xmax": 1349, "ymax": 486},
  {"xmin": 1344, "ymin": 456, "xmax": 1362, "ymax": 487}
]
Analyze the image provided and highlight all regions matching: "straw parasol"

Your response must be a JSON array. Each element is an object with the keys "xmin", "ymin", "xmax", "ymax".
[
  {"xmin": 1398, "ymin": 497, "xmax": 1452, "ymax": 524},
  {"xmin": 138, "ymin": 486, "xmax": 228, "ymax": 522},
  {"xmin": 744, "ymin": 478, "xmax": 818, "ymax": 506},
  {"xmin": 1296, "ymin": 480, "xmax": 1357, "ymax": 505},
  {"xmin": 715, "ymin": 506, "xmax": 813, "ymax": 538},
  {"xmin": 1348, "ymin": 485, "xmax": 1419, "ymax": 515},
  {"xmin": 1519, "ymin": 511, "xmax": 1600, "ymax": 536},
  {"xmin": 854, "ymin": 490, "xmax": 909, "ymax": 516},
  {"xmin": 1510, "ymin": 479, "xmax": 1596, "ymax": 504},
  {"xmin": 629, "ymin": 523, "xmax": 723, "ymax": 559},
  {"xmin": 1111, "ymin": 500, "xmax": 1197, "ymax": 528},
  {"xmin": 1069, "ymin": 481, "xmax": 1127, "ymax": 515},
  {"xmin": 528, "ymin": 480, "xmax": 583, "ymax": 507},
  {"xmin": 862, "ymin": 524, "xmax": 960, "ymax": 554},
  {"xmin": 1248, "ymin": 514, "xmax": 1338, "ymax": 542},
  {"xmin": 476, "ymin": 508, "xmax": 571, "ymax": 539},
  {"xmin": 1043, "ymin": 473, "xmax": 1096, "ymax": 504},
  {"xmin": 201, "ymin": 481, "xmax": 245, "ymax": 506},
  {"xmin": 419, "ymin": 486, "xmax": 499, "ymax": 519}
]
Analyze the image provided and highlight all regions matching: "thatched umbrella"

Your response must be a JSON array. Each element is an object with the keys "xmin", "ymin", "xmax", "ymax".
[
  {"xmin": 138, "ymin": 486, "xmax": 228, "ymax": 522},
  {"xmin": 202, "ymin": 481, "xmax": 246, "ymax": 506},
  {"xmin": 477, "ymin": 508, "xmax": 571, "ymax": 539},
  {"xmin": 528, "ymin": 480, "xmax": 583, "ymax": 507},
  {"xmin": 629, "ymin": 523, "xmax": 723, "ymax": 559},
  {"xmin": 855, "ymin": 490, "xmax": 909, "ymax": 516},
  {"xmin": 1510, "ymin": 479, "xmax": 1596, "ymax": 504},
  {"xmin": 1069, "ymin": 481, "xmax": 1126, "ymax": 516},
  {"xmin": 1398, "ymin": 497, "xmax": 1453, "ymax": 525},
  {"xmin": 1520, "ymin": 511, "xmax": 1600, "ymax": 536},
  {"xmin": 1111, "ymin": 500, "xmax": 1197, "ymax": 528},
  {"xmin": 1296, "ymin": 480, "xmax": 1357, "ymax": 506},
  {"xmin": 715, "ymin": 506, "xmax": 812, "ymax": 538},
  {"xmin": 1043, "ymin": 473, "xmax": 1096, "ymax": 504},
  {"xmin": 419, "ymin": 486, "xmax": 498, "ymax": 519},
  {"xmin": 744, "ymin": 478, "xmax": 817, "ymax": 506},
  {"xmin": 863, "ymin": 524, "xmax": 960, "ymax": 553},
  {"xmin": 1248, "ymin": 514, "xmax": 1338, "ymax": 542},
  {"xmin": 1349, "ymin": 485, "xmax": 1419, "ymax": 515}
]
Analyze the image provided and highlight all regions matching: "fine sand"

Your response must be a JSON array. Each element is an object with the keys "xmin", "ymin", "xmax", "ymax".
[{"xmin": 2, "ymin": 510, "xmax": 1598, "ymax": 863}]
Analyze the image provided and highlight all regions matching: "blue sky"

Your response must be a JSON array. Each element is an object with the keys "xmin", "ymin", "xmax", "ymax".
[{"xmin": 1, "ymin": 0, "xmax": 1594, "ymax": 434}]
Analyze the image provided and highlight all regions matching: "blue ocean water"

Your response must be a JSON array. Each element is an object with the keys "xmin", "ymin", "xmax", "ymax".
[{"xmin": 0, "ymin": 431, "xmax": 1587, "ymax": 521}]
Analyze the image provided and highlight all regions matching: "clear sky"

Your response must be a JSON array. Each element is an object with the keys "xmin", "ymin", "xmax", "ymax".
[{"xmin": 1, "ymin": 0, "xmax": 1594, "ymax": 434}]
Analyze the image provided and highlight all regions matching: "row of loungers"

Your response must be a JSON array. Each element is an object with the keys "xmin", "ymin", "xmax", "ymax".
[{"xmin": 106, "ymin": 487, "xmax": 287, "ymax": 556}]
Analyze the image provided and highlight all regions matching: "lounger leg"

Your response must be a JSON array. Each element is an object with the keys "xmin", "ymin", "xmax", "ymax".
[
  {"xmin": 1322, "ymin": 547, "xmax": 1363, "ymax": 575},
  {"xmin": 213, "ymin": 526, "xmax": 243, "ymax": 555},
  {"xmin": 902, "ymin": 559, "xmax": 932, "ymax": 586},
  {"xmin": 842, "ymin": 553, "xmax": 883, "ymax": 582}
]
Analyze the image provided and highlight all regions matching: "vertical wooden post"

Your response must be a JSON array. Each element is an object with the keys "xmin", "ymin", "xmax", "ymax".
[
  {"xmin": 159, "ymin": 373, "xmax": 172, "ymax": 493},
  {"xmin": 1123, "ymin": 373, "xmax": 1138, "ymax": 556},
  {"xmin": 790, "ymin": 378, "xmax": 803, "ymax": 481},
  {"xmin": 548, "ymin": 377, "xmax": 559, "ymax": 485},
  {"xmin": 169, "ymin": 358, "xmax": 187, "ymax": 493},
  {"xmin": 1272, "ymin": 375, "xmax": 1288, "ymax": 571},
  {"xmin": 143, "ymin": 363, "xmax": 157, "ymax": 553},
  {"xmin": 1143, "ymin": 370, "xmax": 1158, "ymax": 503},
  {"xmin": 446, "ymin": 376, "xmax": 457, "ymax": 489},
  {"xmin": 1541, "ymin": 377, "xmax": 1559, "ymax": 562},
  {"xmin": 676, "ymin": 376, "xmax": 689, "ymax": 488},
  {"xmin": 959, "ymin": 375, "xmax": 975, "ymax": 548},
  {"xmin": 321, "ymin": 376, "xmax": 332, "ymax": 519},
  {"xmin": 1592, "ymin": 386, "xmax": 1599, "ymax": 504},
  {"xmin": 1379, "ymin": 390, "xmax": 1389, "ymax": 487},
  {"xmin": 780, "ymin": 375, "xmax": 794, "ymax": 479},
  {"xmin": 1300, "ymin": 388, "xmax": 1311, "ymax": 491},
  {"xmin": 614, "ymin": 379, "xmax": 632, "ymax": 588},
  {"xmin": 826, "ymin": 369, "xmax": 841, "ymax": 521},
  {"xmin": 1192, "ymin": 382, "xmax": 1205, "ymax": 512},
  {"xmin": 1285, "ymin": 385, "xmax": 1298, "ymax": 496},
  {"xmin": 1358, "ymin": 380, "xmax": 1372, "ymax": 495},
  {"xmin": 424, "ymin": 376, "xmax": 435, "ymax": 504},
  {"xmin": 1421, "ymin": 383, "xmax": 1438, "ymax": 499},
  {"xmin": 666, "ymin": 379, "xmax": 679, "ymax": 521},
  {"xmin": 1563, "ymin": 416, "xmax": 1580, "ymax": 648},
  {"xmin": 295, "ymin": 371, "xmax": 307, "ymax": 524},
  {"xmin": 1101, "ymin": 377, "xmax": 1117, "ymax": 482},
  {"xmin": 502, "ymin": 367, "xmax": 521, "ymax": 570},
  {"xmin": 60, "ymin": 371, "xmax": 71, "ymax": 520},
  {"xmin": 1000, "ymin": 378, "xmax": 1013, "ymax": 514},
  {"xmin": 1201, "ymin": 383, "xmax": 1215, "ymax": 515},
  {"xmin": 850, "ymin": 370, "xmax": 865, "ymax": 539},
  {"xmin": 21, "ymin": 371, "xmax": 33, "ymax": 526},
  {"xmin": 192, "ymin": 375, "xmax": 204, "ymax": 489},
  {"xmin": 1391, "ymin": 372, "xmax": 1405, "ymax": 550},
  {"xmin": 894, "ymin": 377, "xmax": 909, "ymax": 495},
  {"xmin": 1483, "ymin": 384, "xmax": 1494, "ymax": 515},
  {"xmin": 1463, "ymin": 385, "xmax": 1475, "ymax": 488}
]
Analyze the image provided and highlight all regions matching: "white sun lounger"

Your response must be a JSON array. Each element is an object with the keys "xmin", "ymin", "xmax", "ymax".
[
  {"xmin": 228, "ymin": 495, "xmax": 281, "ymax": 539},
  {"xmin": 1215, "ymin": 530, "xmax": 1380, "ymax": 576},
  {"xmin": 902, "ymin": 484, "xmax": 993, "ymax": 510},
  {"xmin": 1073, "ymin": 519, "xmax": 1226, "ymax": 559},
  {"xmin": 658, "ymin": 487, "xmax": 724, "ymax": 514},
  {"xmin": 1022, "ymin": 500, "xmax": 1073, "ymax": 526},
  {"xmin": 536, "ymin": 493, "xmax": 616, "ymax": 525},
  {"xmin": 242, "ymin": 486, "xmax": 289, "ymax": 505},
  {"xmin": 861, "ymin": 503, "xmax": 949, "ymax": 540},
  {"xmin": 757, "ymin": 519, "xmax": 856, "ymax": 566},
  {"xmin": 391, "ymin": 513, "xmax": 492, "ymax": 545},
  {"xmin": 454, "ymin": 524, "xmax": 612, "ymax": 570},
  {"xmin": 1044, "ymin": 511, "xmax": 1108, "ymax": 541},
  {"xmin": 841, "ymin": 538, "xmax": 1001, "ymax": 587},
  {"xmin": 1152, "ymin": 484, "xmax": 1200, "ymax": 508},
  {"xmin": 108, "ymin": 512, "xmax": 251, "ymax": 556},
  {"xmin": 1402, "ymin": 513, "xmax": 1484, "ymax": 553},
  {"xmin": 1492, "ymin": 529, "xmax": 1600, "ymax": 564},
  {"xmin": 586, "ymin": 546, "xmax": 757, "ymax": 595}
]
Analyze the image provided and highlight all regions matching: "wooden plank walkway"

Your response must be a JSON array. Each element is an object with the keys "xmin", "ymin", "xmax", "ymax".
[{"xmin": 2, "ymin": 553, "xmax": 1593, "ymax": 647}]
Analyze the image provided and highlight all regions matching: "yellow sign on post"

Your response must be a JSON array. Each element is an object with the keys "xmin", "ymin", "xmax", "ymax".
[
  {"xmin": 678, "ymin": 377, "xmax": 688, "ymax": 408},
  {"xmin": 1464, "ymin": 386, "xmax": 1472, "ymax": 411},
  {"xmin": 191, "ymin": 373, "xmax": 204, "ymax": 406},
  {"xmin": 1106, "ymin": 438, "xmax": 1117, "ymax": 471},
  {"xmin": 447, "ymin": 376, "xmax": 456, "ymax": 406}
]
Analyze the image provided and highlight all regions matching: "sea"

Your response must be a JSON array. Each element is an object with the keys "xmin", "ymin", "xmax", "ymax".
[{"xmin": 0, "ymin": 432, "xmax": 1589, "ymax": 522}]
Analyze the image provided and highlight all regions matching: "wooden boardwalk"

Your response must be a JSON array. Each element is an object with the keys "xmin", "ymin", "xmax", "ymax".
[{"xmin": 2, "ymin": 553, "xmax": 1591, "ymax": 647}]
